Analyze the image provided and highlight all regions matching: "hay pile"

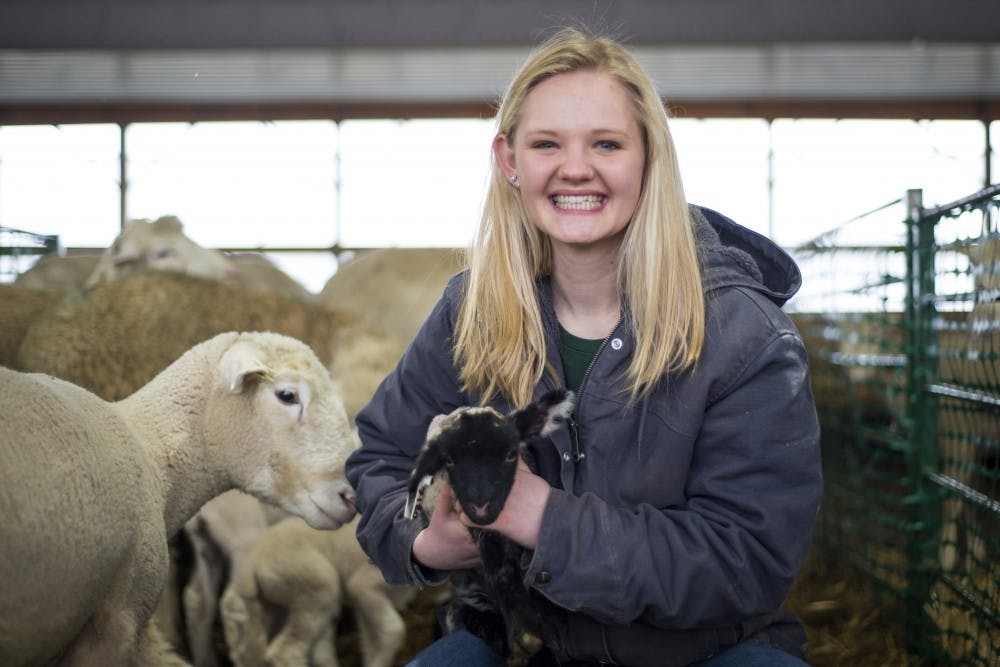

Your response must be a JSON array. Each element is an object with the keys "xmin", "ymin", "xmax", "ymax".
[{"xmin": 784, "ymin": 549, "xmax": 912, "ymax": 666}]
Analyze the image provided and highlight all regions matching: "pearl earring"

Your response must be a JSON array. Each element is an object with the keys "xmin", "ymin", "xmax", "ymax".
[{"xmin": 509, "ymin": 173, "xmax": 518, "ymax": 185}]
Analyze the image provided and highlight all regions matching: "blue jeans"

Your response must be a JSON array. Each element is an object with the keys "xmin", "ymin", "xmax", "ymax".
[
  {"xmin": 404, "ymin": 629, "xmax": 506, "ymax": 667},
  {"xmin": 405, "ymin": 630, "xmax": 810, "ymax": 667}
]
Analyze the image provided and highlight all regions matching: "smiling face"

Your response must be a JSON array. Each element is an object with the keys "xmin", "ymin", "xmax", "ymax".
[{"xmin": 494, "ymin": 68, "xmax": 646, "ymax": 257}]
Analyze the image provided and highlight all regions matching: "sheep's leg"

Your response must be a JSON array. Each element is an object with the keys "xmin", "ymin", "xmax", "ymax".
[
  {"xmin": 264, "ymin": 573, "xmax": 341, "ymax": 667},
  {"xmin": 308, "ymin": 625, "xmax": 340, "ymax": 667},
  {"xmin": 345, "ymin": 568, "xmax": 406, "ymax": 667},
  {"xmin": 220, "ymin": 585, "xmax": 269, "ymax": 667},
  {"xmin": 184, "ymin": 522, "xmax": 228, "ymax": 667},
  {"xmin": 443, "ymin": 571, "xmax": 508, "ymax": 658},
  {"xmin": 59, "ymin": 603, "xmax": 141, "ymax": 667},
  {"xmin": 137, "ymin": 618, "xmax": 194, "ymax": 667},
  {"xmin": 477, "ymin": 533, "xmax": 544, "ymax": 667}
]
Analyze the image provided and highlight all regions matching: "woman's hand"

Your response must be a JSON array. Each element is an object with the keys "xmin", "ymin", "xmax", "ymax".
[
  {"xmin": 412, "ymin": 483, "xmax": 481, "ymax": 570},
  {"xmin": 461, "ymin": 457, "xmax": 552, "ymax": 549}
]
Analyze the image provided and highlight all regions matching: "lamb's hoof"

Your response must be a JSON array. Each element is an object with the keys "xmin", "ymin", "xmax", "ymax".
[
  {"xmin": 505, "ymin": 632, "xmax": 543, "ymax": 667},
  {"xmin": 516, "ymin": 632, "xmax": 543, "ymax": 654}
]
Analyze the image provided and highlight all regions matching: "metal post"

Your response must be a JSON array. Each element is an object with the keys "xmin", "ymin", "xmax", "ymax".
[
  {"xmin": 903, "ymin": 188, "xmax": 945, "ymax": 661},
  {"xmin": 119, "ymin": 122, "xmax": 127, "ymax": 231}
]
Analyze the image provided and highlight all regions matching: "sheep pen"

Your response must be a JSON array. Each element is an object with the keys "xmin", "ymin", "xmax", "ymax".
[{"xmin": 0, "ymin": 331, "xmax": 360, "ymax": 667}]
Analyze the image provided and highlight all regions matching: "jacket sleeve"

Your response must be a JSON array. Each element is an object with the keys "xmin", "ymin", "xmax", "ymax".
[
  {"xmin": 344, "ymin": 289, "xmax": 468, "ymax": 587},
  {"xmin": 526, "ymin": 294, "xmax": 823, "ymax": 628}
]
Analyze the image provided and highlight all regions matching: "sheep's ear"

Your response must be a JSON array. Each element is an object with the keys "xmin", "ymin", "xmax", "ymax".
[
  {"xmin": 512, "ymin": 388, "xmax": 575, "ymax": 440},
  {"xmin": 219, "ymin": 340, "xmax": 273, "ymax": 393}
]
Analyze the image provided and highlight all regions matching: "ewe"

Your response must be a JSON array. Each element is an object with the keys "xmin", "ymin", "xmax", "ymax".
[
  {"xmin": 406, "ymin": 389, "xmax": 575, "ymax": 667},
  {"xmin": 220, "ymin": 514, "xmax": 416, "ymax": 667},
  {"xmin": 318, "ymin": 247, "xmax": 463, "ymax": 345},
  {"xmin": 0, "ymin": 331, "xmax": 359, "ymax": 667}
]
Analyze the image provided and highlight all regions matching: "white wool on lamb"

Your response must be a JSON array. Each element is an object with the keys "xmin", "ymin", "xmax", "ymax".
[{"xmin": 0, "ymin": 331, "xmax": 359, "ymax": 667}]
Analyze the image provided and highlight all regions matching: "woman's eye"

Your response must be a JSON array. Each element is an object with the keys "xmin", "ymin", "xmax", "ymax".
[
  {"xmin": 276, "ymin": 389, "xmax": 300, "ymax": 405},
  {"xmin": 596, "ymin": 140, "xmax": 620, "ymax": 150},
  {"xmin": 532, "ymin": 140, "xmax": 556, "ymax": 149}
]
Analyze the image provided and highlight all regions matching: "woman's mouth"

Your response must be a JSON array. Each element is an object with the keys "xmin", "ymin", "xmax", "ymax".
[{"xmin": 551, "ymin": 194, "xmax": 605, "ymax": 211}]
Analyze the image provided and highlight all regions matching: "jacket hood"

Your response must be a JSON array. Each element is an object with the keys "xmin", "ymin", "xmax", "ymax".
[{"xmin": 692, "ymin": 205, "xmax": 801, "ymax": 307}]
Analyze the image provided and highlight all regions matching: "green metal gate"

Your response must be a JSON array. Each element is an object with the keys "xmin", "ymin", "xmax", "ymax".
[{"xmin": 788, "ymin": 184, "xmax": 999, "ymax": 665}]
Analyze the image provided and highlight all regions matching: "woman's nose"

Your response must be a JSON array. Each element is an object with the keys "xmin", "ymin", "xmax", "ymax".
[{"xmin": 558, "ymin": 147, "xmax": 595, "ymax": 181}]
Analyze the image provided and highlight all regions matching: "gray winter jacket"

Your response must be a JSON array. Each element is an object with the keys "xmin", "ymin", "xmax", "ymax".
[{"xmin": 345, "ymin": 206, "xmax": 822, "ymax": 666}]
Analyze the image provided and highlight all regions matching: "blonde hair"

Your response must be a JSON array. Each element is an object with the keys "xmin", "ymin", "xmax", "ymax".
[{"xmin": 455, "ymin": 27, "xmax": 705, "ymax": 406}]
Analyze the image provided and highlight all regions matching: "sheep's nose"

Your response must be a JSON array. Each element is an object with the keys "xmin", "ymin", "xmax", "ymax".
[{"xmin": 470, "ymin": 502, "xmax": 491, "ymax": 520}]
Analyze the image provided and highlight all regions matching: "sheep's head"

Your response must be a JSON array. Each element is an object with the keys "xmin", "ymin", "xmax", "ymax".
[
  {"xmin": 209, "ymin": 332, "xmax": 359, "ymax": 530},
  {"xmin": 86, "ymin": 215, "xmax": 238, "ymax": 287},
  {"xmin": 405, "ymin": 389, "xmax": 574, "ymax": 525}
]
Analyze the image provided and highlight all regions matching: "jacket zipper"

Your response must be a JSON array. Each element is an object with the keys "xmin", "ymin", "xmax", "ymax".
[{"xmin": 568, "ymin": 318, "xmax": 623, "ymax": 463}]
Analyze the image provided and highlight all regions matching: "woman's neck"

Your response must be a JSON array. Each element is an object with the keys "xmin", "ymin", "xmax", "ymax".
[{"xmin": 550, "ymin": 244, "xmax": 621, "ymax": 340}]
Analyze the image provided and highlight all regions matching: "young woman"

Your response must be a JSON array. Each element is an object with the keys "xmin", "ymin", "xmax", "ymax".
[{"xmin": 345, "ymin": 27, "xmax": 822, "ymax": 667}]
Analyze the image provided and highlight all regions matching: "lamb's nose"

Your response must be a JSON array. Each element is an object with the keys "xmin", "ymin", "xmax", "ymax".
[{"xmin": 471, "ymin": 503, "xmax": 491, "ymax": 520}]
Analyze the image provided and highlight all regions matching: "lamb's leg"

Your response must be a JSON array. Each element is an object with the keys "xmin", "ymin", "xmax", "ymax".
[
  {"xmin": 264, "ymin": 571, "xmax": 341, "ymax": 667},
  {"xmin": 137, "ymin": 618, "xmax": 194, "ymax": 667},
  {"xmin": 477, "ymin": 533, "xmax": 544, "ymax": 667},
  {"xmin": 184, "ymin": 522, "xmax": 228, "ymax": 667},
  {"xmin": 344, "ymin": 567, "xmax": 406, "ymax": 667},
  {"xmin": 220, "ymin": 585, "xmax": 269, "ymax": 667},
  {"xmin": 308, "ymin": 625, "xmax": 341, "ymax": 667}
]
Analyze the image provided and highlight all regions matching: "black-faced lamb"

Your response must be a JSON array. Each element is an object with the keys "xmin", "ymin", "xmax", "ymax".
[
  {"xmin": 0, "ymin": 331, "xmax": 359, "ymax": 667},
  {"xmin": 220, "ymin": 514, "xmax": 416, "ymax": 667},
  {"xmin": 405, "ymin": 389, "xmax": 575, "ymax": 667}
]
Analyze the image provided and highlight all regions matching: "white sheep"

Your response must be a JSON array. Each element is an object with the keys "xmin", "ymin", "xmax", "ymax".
[
  {"xmin": 16, "ymin": 271, "xmax": 405, "ymax": 417},
  {"xmin": 0, "ymin": 331, "xmax": 360, "ymax": 666},
  {"xmin": 13, "ymin": 252, "xmax": 101, "ymax": 291},
  {"xmin": 0, "ymin": 283, "xmax": 61, "ymax": 369},
  {"xmin": 86, "ymin": 215, "xmax": 238, "ymax": 288},
  {"xmin": 318, "ymin": 247, "xmax": 464, "ymax": 345},
  {"xmin": 220, "ymin": 514, "xmax": 416, "ymax": 667},
  {"xmin": 405, "ymin": 389, "xmax": 575, "ymax": 667}
]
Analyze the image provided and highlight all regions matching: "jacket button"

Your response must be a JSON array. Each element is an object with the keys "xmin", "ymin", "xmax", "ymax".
[{"xmin": 538, "ymin": 571, "xmax": 552, "ymax": 584}]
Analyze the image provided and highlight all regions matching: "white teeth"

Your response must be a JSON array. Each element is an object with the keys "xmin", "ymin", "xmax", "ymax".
[{"xmin": 552, "ymin": 194, "xmax": 603, "ymax": 210}]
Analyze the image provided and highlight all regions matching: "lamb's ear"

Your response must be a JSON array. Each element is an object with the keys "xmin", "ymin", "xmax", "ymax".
[
  {"xmin": 512, "ymin": 388, "xmax": 575, "ymax": 440},
  {"xmin": 219, "ymin": 340, "xmax": 273, "ymax": 393},
  {"xmin": 404, "ymin": 415, "xmax": 451, "ymax": 519}
]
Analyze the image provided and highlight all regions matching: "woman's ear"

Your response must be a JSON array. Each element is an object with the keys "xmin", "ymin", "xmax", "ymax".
[{"xmin": 492, "ymin": 133, "xmax": 517, "ymax": 182}]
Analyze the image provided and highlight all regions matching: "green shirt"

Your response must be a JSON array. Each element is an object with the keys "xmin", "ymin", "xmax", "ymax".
[{"xmin": 559, "ymin": 325, "xmax": 603, "ymax": 392}]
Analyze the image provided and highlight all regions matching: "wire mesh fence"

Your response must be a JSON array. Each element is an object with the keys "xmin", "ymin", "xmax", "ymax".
[
  {"xmin": 788, "ymin": 185, "xmax": 1000, "ymax": 665},
  {"xmin": 0, "ymin": 226, "xmax": 59, "ymax": 283}
]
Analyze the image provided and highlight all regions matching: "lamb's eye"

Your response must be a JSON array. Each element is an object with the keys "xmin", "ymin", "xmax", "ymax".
[
  {"xmin": 505, "ymin": 450, "xmax": 517, "ymax": 464},
  {"xmin": 154, "ymin": 247, "xmax": 176, "ymax": 260},
  {"xmin": 443, "ymin": 455, "xmax": 455, "ymax": 468},
  {"xmin": 276, "ymin": 389, "xmax": 300, "ymax": 405}
]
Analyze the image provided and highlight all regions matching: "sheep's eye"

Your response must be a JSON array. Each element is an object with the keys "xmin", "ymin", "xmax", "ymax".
[
  {"xmin": 504, "ymin": 449, "xmax": 518, "ymax": 464},
  {"xmin": 154, "ymin": 247, "xmax": 176, "ymax": 260},
  {"xmin": 443, "ymin": 455, "xmax": 455, "ymax": 468},
  {"xmin": 276, "ymin": 389, "xmax": 300, "ymax": 405}
]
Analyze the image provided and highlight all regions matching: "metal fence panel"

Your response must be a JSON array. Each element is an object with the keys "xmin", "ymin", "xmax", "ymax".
[{"xmin": 788, "ymin": 185, "xmax": 1000, "ymax": 665}]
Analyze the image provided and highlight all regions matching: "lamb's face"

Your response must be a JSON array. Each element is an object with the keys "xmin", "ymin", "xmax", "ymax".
[
  {"xmin": 405, "ymin": 389, "xmax": 575, "ymax": 527},
  {"xmin": 440, "ymin": 409, "xmax": 521, "ymax": 525},
  {"xmin": 213, "ymin": 333, "xmax": 359, "ymax": 530}
]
